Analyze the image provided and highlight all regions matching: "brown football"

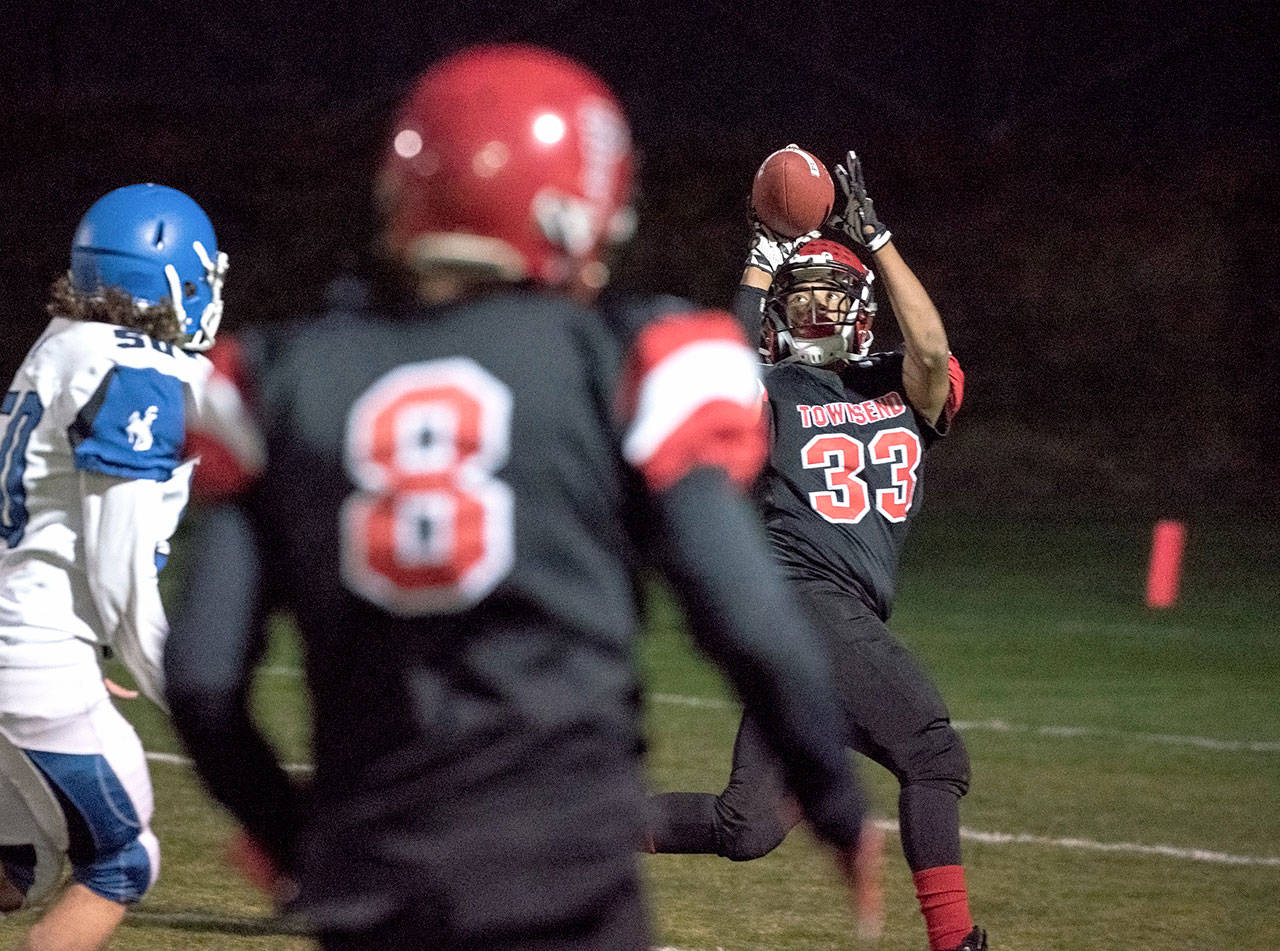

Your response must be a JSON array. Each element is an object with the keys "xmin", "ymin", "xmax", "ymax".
[{"xmin": 750, "ymin": 145, "xmax": 835, "ymax": 238}]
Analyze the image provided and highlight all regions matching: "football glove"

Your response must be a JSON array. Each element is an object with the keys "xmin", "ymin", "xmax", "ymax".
[
  {"xmin": 830, "ymin": 150, "xmax": 892, "ymax": 252},
  {"xmin": 746, "ymin": 217, "xmax": 820, "ymax": 277}
]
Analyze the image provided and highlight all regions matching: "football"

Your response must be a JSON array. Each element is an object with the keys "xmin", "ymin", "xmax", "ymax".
[{"xmin": 750, "ymin": 145, "xmax": 835, "ymax": 238}]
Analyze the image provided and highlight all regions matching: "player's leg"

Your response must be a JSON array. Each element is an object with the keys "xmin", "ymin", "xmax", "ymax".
[
  {"xmin": 16, "ymin": 883, "xmax": 127, "ymax": 951},
  {"xmin": 796, "ymin": 579, "xmax": 982, "ymax": 951},
  {"xmin": 0, "ymin": 696, "xmax": 160, "ymax": 951},
  {"xmin": 647, "ymin": 711, "xmax": 798, "ymax": 861}
]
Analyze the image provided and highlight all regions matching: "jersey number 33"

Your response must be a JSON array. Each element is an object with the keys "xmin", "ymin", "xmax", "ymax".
[{"xmin": 801, "ymin": 427, "xmax": 921, "ymax": 524}]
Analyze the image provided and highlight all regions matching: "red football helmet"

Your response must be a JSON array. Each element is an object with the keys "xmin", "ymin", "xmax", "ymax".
[
  {"xmin": 764, "ymin": 238, "xmax": 875, "ymax": 365},
  {"xmin": 379, "ymin": 44, "xmax": 635, "ymax": 292}
]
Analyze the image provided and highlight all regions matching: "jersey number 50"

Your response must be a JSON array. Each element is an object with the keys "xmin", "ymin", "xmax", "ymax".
[
  {"xmin": 1, "ymin": 391, "xmax": 43, "ymax": 548},
  {"xmin": 340, "ymin": 359, "xmax": 514, "ymax": 616},
  {"xmin": 801, "ymin": 428, "xmax": 921, "ymax": 524}
]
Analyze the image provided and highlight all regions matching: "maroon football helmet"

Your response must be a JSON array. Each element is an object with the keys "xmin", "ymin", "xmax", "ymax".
[{"xmin": 379, "ymin": 44, "xmax": 635, "ymax": 293}]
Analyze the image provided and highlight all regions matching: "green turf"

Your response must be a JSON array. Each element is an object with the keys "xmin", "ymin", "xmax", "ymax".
[{"xmin": 3, "ymin": 511, "xmax": 1277, "ymax": 949}]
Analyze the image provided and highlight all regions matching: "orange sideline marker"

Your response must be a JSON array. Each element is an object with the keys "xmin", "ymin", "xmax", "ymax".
[{"xmin": 1145, "ymin": 519, "xmax": 1186, "ymax": 608}]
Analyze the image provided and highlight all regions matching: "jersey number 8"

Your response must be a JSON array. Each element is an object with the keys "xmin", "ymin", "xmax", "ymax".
[{"xmin": 341, "ymin": 359, "xmax": 514, "ymax": 616}]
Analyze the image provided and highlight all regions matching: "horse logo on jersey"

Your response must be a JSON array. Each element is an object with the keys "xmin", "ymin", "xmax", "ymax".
[{"xmin": 126, "ymin": 406, "xmax": 159, "ymax": 452}]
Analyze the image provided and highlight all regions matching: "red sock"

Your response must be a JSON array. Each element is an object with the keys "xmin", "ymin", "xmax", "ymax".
[{"xmin": 913, "ymin": 864, "xmax": 973, "ymax": 950}]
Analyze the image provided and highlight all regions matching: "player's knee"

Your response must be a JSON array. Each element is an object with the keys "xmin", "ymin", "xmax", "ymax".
[
  {"xmin": 719, "ymin": 824, "xmax": 787, "ymax": 862},
  {"xmin": 72, "ymin": 829, "xmax": 159, "ymax": 904},
  {"xmin": 714, "ymin": 801, "xmax": 789, "ymax": 862},
  {"xmin": 902, "ymin": 721, "xmax": 971, "ymax": 798}
]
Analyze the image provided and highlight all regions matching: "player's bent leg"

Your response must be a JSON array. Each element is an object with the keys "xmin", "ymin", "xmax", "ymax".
[
  {"xmin": 22, "ymin": 700, "xmax": 160, "ymax": 904},
  {"xmin": 801, "ymin": 581, "xmax": 970, "ymax": 865},
  {"xmin": 645, "ymin": 791, "xmax": 718, "ymax": 853},
  {"xmin": 647, "ymin": 713, "xmax": 797, "ymax": 861},
  {"xmin": 2, "ymin": 698, "xmax": 159, "ymax": 949}
]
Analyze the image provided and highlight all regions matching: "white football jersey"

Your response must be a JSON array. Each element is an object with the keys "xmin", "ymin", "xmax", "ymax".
[{"xmin": 0, "ymin": 318, "xmax": 213, "ymax": 680}]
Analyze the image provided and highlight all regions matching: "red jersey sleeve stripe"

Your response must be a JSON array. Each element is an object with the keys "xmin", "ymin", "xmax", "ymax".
[
  {"xmin": 617, "ymin": 312, "xmax": 755, "ymax": 420},
  {"xmin": 621, "ymin": 313, "xmax": 766, "ymax": 491},
  {"xmin": 633, "ymin": 398, "xmax": 767, "ymax": 492}
]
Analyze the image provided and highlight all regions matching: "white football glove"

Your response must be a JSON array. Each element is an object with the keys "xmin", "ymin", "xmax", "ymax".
[
  {"xmin": 829, "ymin": 150, "xmax": 892, "ymax": 252},
  {"xmin": 746, "ymin": 217, "xmax": 820, "ymax": 277}
]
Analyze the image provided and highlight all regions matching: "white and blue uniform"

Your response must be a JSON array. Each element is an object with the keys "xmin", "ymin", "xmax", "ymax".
[{"xmin": 0, "ymin": 316, "xmax": 212, "ymax": 906}]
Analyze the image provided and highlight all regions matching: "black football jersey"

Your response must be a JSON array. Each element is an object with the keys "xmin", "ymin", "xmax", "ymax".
[
  {"xmin": 247, "ymin": 294, "xmax": 638, "ymax": 775},
  {"xmin": 759, "ymin": 353, "xmax": 943, "ymax": 620},
  {"xmin": 227, "ymin": 289, "xmax": 771, "ymax": 805}
]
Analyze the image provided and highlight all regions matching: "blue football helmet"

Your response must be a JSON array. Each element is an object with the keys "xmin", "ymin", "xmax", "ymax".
[{"xmin": 69, "ymin": 184, "xmax": 228, "ymax": 350}]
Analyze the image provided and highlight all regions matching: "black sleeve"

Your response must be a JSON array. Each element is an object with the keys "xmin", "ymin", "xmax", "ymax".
[
  {"xmin": 163, "ymin": 500, "xmax": 301, "ymax": 872},
  {"xmin": 647, "ymin": 466, "xmax": 866, "ymax": 850},
  {"xmin": 733, "ymin": 283, "xmax": 769, "ymax": 352}
]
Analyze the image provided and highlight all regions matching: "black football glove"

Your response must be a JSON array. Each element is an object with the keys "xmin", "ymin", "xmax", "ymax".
[{"xmin": 829, "ymin": 150, "xmax": 891, "ymax": 252}]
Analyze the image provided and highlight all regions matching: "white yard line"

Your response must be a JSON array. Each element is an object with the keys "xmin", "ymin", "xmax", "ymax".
[
  {"xmin": 950, "ymin": 718, "xmax": 1280, "ymax": 753},
  {"xmin": 145, "ymin": 749, "xmax": 312, "ymax": 774},
  {"xmin": 871, "ymin": 819, "xmax": 1280, "ymax": 868},
  {"xmin": 650, "ymin": 692, "xmax": 1280, "ymax": 753},
  {"xmin": 261, "ymin": 670, "xmax": 1280, "ymax": 753}
]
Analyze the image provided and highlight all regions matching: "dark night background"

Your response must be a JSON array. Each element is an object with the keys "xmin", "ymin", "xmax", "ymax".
[{"xmin": 2, "ymin": 1, "xmax": 1277, "ymax": 518}]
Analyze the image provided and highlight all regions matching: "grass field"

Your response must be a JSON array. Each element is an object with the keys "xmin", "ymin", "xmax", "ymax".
[{"xmin": 3, "ymin": 510, "xmax": 1277, "ymax": 949}]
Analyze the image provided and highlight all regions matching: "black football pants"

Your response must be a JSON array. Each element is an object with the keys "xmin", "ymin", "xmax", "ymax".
[{"xmin": 650, "ymin": 576, "xmax": 970, "ymax": 871}]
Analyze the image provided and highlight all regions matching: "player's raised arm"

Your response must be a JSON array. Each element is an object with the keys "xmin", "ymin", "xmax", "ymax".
[{"xmin": 831, "ymin": 150, "xmax": 952, "ymax": 424}]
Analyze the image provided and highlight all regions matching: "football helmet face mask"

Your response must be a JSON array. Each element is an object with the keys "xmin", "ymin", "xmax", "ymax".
[
  {"xmin": 764, "ymin": 238, "xmax": 875, "ymax": 366},
  {"xmin": 379, "ymin": 44, "xmax": 635, "ymax": 293},
  {"xmin": 69, "ymin": 184, "xmax": 228, "ymax": 351}
]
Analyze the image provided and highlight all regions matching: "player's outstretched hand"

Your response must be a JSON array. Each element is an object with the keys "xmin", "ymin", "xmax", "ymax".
[
  {"xmin": 835, "ymin": 818, "xmax": 885, "ymax": 943},
  {"xmin": 225, "ymin": 828, "xmax": 297, "ymax": 907},
  {"xmin": 747, "ymin": 216, "xmax": 820, "ymax": 277},
  {"xmin": 829, "ymin": 150, "xmax": 892, "ymax": 252}
]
